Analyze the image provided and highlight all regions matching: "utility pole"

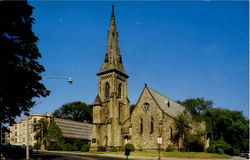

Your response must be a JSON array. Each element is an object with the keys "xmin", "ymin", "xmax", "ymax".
[
  {"xmin": 0, "ymin": 97, "xmax": 2, "ymax": 157},
  {"xmin": 0, "ymin": 120, "xmax": 2, "ymax": 158},
  {"xmin": 26, "ymin": 115, "xmax": 29, "ymax": 160}
]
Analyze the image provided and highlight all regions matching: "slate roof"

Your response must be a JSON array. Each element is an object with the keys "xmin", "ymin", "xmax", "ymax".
[
  {"xmin": 147, "ymin": 87, "xmax": 185, "ymax": 118},
  {"xmin": 54, "ymin": 118, "xmax": 92, "ymax": 140},
  {"xmin": 93, "ymin": 95, "xmax": 102, "ymax": 106}
]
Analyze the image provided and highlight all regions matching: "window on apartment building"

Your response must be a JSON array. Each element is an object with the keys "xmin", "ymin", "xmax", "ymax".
[
  {"xmin": 23, "ymin": 138, "xmax": 25, "ymax": 142},
  {"xmin": 15, "ymin": 132, "xmax": 17, "ymax": 136},
  {"xmin": 15, "ymin": 125, "xmax": 17, "ymax": 129},
  {"xmin": 15, "ymin": 138, "xmax": 17, "ymax": 143},
  {"xmin": 34, "ymin": 118, "xmax": 37, "ymax": 123}
]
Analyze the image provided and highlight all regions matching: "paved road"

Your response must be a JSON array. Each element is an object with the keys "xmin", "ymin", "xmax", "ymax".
[
  {"xmin": 30, "ymin": 151, "xmax": 248, "ymax": 160},
  {"xmin": 31, "ymin": 152, "xmax": 127, "ymax": 160}
]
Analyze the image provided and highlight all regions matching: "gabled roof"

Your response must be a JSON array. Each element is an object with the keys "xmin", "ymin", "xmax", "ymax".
[
  {"xmin": 55, "ymin": 118, "xmax": 92, "ymax": 140},
  {"xmin": 147, "ymin": 87, "xmax": 185, "ymax": 118},
  {"xmin": 93, "ymin": 95, "xmax": 102, "ymax": 106}
]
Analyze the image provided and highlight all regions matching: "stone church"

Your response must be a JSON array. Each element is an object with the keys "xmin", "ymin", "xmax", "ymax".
[{"xmin": 90, "ymin": 5, "xmax": 208, "ymax": 151}]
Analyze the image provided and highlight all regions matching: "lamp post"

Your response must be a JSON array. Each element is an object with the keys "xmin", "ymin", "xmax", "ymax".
[
  {"xmin": 41, "ymin": 76, "xmax": 73, "ymax": 84},
  {"xmin": 25, "ymin": 76, "xmax": 73, "ymax": 159},
  {"xmin": 40, "ymin": 76, "xmax": 72, "ymax": 150},
  {"xmin": 25, "ymin": 112, "xmax": 30, "ymax": 160}
]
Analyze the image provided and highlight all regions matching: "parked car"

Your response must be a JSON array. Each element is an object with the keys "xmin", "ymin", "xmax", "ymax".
[
  {"xmin": 241, "ymin": 151, "xmax": 249, "ymax": 158},
  {"xmin": 246, "ymin": 151, "xmax": 249, "ymax": 159}
]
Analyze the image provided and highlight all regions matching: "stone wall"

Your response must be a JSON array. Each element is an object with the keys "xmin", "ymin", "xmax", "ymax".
[{"xmin": 130, "ymin": 88, "xmax": 177, "ymax": 150}]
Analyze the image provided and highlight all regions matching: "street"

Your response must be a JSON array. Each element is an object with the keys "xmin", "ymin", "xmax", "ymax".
[
  {"xmin": 31, "ymin": 151, "xmax": 127, "ymax": 160},
  {"xmin": 29, "ymin": 151, "xmax": 248, "ymax": 160}
]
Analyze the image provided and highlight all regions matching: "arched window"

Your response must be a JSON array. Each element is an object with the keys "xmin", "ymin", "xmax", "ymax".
[
  {"xmin": 169, "ymin": 127, "xmax": 173, "ymax": 140},
  {"xmin": 139, "ymin": 118, "xmax": 143, "ymax": 134},
  {"xmin": 150, "ymin": 117, "xmax": 154, "ymax": 134},
  {"xmin": 118, "ymin": 83, "xmax": 122, "ymax": 98},
  {"xmin": 105, "ymin": 82, "xmax": 110, "ymax": 99}
]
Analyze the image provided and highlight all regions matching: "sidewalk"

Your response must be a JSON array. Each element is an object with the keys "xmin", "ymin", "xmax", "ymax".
[{"xmin": 39, "ymin": 150, "xmax": 245, "ymax": 160}]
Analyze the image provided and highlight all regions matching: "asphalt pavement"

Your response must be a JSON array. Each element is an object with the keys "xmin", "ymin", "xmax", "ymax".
[{"xmin": 27, "ymin": 151, "xmax": 248, "ymax": 160}]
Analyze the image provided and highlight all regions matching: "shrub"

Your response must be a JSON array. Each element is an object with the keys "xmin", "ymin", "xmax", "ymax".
[
  {"xmin": 62, "ymin": 143, "xmax": 72, "ymax": 151},
  {"xmin": 48, "ymin": 143, "xmax": 63, "ymax": 151},
  {"xmin": 207, "ymin": 145, "xmax": 216, "ymax": 153},
  {"xmin": 188, "ymin": 137, "xmax": 204, "ymax": 152},
  {"xmin": 81, "ymin": 143, "xmax": 90, "ymax": 152},
  {"xmin": 98, "ymin": 146, "xmax": 106, "ymax": 152},
  {"xmin": 71, "ymin": 145, "xmax": 78, "ymax": 151},
  {"xmin": 33, "ymin": 142, "xmax": 41, "ymax": 150},
  {"xmin": 233, "ymin": 148, "xmax": 240, "ymax": 156},
  {"xmin": 217, "ymin": 148, "xmax": 224, "ymax": 154},
  {"xmin": 125, "ymin": 143, "xmax": 135, "ymax": 152},
  {"xmin": 48, "ymin": 143, "xmax": 57, "ymax": 150},
  {"xmin": 186, "ymin": 135, "xmax": 204, "ymax": 152},
  {"xmin": 56, "ymin": 144, "xmax": 63, "ymax": 151},
  {"xmin": 72, "ymin": 139, "xmax": 86, "ymax": 150},
  {"xmin": 207, "ymin": 139, "xmax": 235, "ymax": 155},
  {"xmin": 165, "ymin": 145, "xmax": 173, "ymax": 152},
  {"xmin": 110, "ymin": 146, "xmax": 117, "ymax": 152}
]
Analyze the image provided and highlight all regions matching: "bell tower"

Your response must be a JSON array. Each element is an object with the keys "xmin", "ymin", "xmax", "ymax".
[{"xmin": 90, "ymin": 5, "xmax": 130, "ymax": 150}]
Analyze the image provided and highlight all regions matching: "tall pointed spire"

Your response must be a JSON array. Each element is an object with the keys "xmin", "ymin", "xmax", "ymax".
[
  {"xmin": 98, "ymin": 5, "xmax": 128, "ymax": 78},
  {"xmin": 111, "ymin": 4, "xmax": 115, "ymax": 17}
]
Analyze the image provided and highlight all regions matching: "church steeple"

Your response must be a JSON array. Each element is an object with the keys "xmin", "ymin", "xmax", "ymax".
[
  {"xmin": 97, "ymin": 5, "xmax": 128, "ymax": 78},
  {"xmin": 111, "ymin": 4, "xmax": 115, "ymax": 17},
  {"xmin": 91, "ymin": 5, "xmax": 130, "ymax": 150}
]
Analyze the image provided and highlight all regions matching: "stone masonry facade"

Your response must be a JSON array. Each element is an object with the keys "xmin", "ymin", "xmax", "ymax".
[{"xmin": 90, "ymin": 5, "xmax": 208, "ymax": 151}]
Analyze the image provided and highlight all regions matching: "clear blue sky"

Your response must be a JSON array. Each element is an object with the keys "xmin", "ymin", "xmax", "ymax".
[{"xmin": 21, "ymin": 1, "xmax": 248, "ymax": 120}]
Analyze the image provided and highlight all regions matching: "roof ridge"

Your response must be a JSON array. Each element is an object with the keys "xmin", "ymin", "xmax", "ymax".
[
  {"xmin": 146, "ymin": 86, "xmax": 185, "ymax": 118},
  {"xmin": 147, "ymin": 87, "xmax": 169, "ymax": 100},
  {"xmin": 148, "ymin": 87, "xmax": 181, "ymax": 103}
]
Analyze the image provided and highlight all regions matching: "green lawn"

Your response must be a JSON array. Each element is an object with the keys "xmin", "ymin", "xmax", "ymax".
[
  {"xmin": 131, "ymin": 151, "xmax": 231, "ymax": 159},
  {"xmin": 88, "ymin": 151, "xmax": 232, "ymax": 159}
]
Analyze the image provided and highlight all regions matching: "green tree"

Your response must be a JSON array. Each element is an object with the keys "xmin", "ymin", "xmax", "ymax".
[
  {"xmin": 179, "ymin": 97, "xmax": 249, "ymax": 153},
  {"xmin": 204, "ymin": 108, "xmax": 249, "ymax": 152},
  {"xmin": 47, "ymin": 117, "xmax": 63, "ymax": 144},
  {"xmin": 34, "ymin": 118, "xmax": 50, "ymax": 148},
  {"xmin": 0, "ymin": 0, "xmax": 50, "ymax": 124},
  {"xmin": 53, "ymin": 101, "xmax": 92, "ymax": 123},
  {"xmin": 178, "ymin": 98, "xmax": 213, "ymax": 121},
  {"xmin": 173, "ymin": 111, "xmax": 192, "ymax": 150},
  {"xmin": 0, "ymin": 1, "xmax": 50, "ymax": 154}
]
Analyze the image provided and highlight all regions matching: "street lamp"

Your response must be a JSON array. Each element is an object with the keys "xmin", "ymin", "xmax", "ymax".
[
  {"xmin": 25, "ymin": 111, "xmax": 30, "ymax": 160},
  {"xmin": 25, "ymin": 76, "xmax": 72, "ymax": 159},
  {"xmin": 41, "ymin": 76, "xmax": 73, "ymax": 84}
]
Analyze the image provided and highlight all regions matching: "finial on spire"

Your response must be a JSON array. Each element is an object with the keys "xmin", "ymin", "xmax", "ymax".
[{"xmin": 112, "ymin": 4, "xmax": 115, "ymax": 17}]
